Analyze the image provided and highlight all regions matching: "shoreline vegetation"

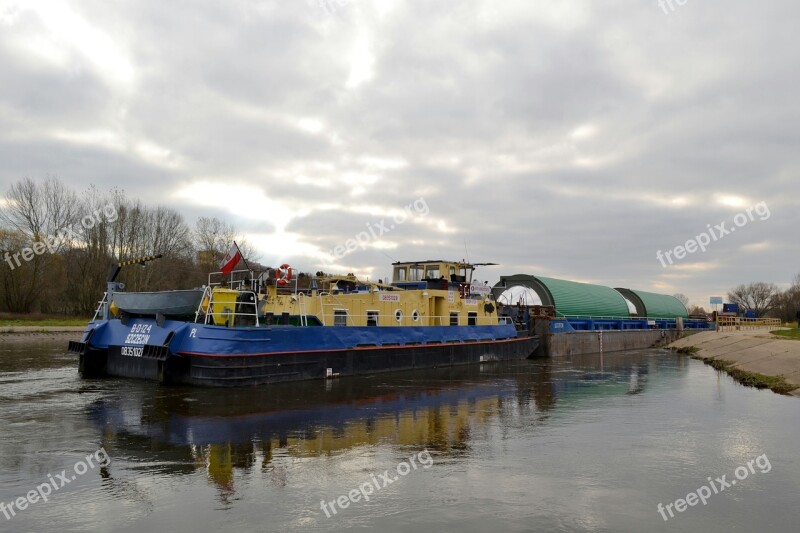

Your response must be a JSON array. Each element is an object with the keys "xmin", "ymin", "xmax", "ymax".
[
  {"xmin": 674, "ymin": 346, "xmax": 798, "ymax": 395},
  {"xmin": 670, "ymin": 329, "xmax": 800, "ymax": 396},
  {"xmin": 0, "ymin": 313, "xmax": 90, "ymax": 327},
  {"xmin": 0, "ymin": 313, "xmax": 89, "ymax": 338},
  {"xmin": 771, "ymin": 328, "xmax": 800, "ymax": 340}
]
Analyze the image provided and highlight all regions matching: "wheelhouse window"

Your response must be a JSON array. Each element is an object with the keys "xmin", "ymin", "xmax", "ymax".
[
  {"xmin": 334, "ymin": 309, "xmax": 348, "ymax": 326},
  {"xmin": 467, "ymin": 312, "xmax": 477, "ymax": 326},
  {"xmin": 367, "ymin": 310, "xmax": 379, "ymax": 326},
  {"xmin": 450, "ymin": 312, "xmax": 459, "ymax": 326},
  {"xmin": 393, "ymin": 267, "xmax": 407, "ymax": 282},
  {"xmin": 409, "ymin": 265, "xmax": 424, "ymax": 281},
  {"xmin": 425, "ymin": 266, "xmax": 440, "ymax": 279}
]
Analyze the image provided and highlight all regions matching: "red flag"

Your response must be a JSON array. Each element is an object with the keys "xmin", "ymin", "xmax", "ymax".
[{"xmin": 219, "ymin": 242, "xmax": 242, "ymax": 275}]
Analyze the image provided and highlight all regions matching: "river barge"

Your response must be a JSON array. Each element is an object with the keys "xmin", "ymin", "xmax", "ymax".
[{"xmin": 68, "ymin": 259, "xmax": 539, "ymax": 386}]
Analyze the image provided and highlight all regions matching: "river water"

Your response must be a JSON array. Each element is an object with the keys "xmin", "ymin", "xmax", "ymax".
[{"xmin": 1, "ymin": 337, "xmax": 798, "ymax": 532}]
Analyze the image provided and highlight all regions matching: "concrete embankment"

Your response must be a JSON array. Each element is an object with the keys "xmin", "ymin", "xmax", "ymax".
[
  {"xmin": 538, "ymin": 329, "xmax": 683, "ymax": 357},
  {"xmin": 669, "ymin": 330, "xmax": 800, "ymax": 397}
]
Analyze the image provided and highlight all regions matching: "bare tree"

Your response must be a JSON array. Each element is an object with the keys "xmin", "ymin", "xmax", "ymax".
[
  {"xmin": 0, "ymin": 229, "xmax": 39, "ymax": 312},
  {"xmin": 727, "ymin": 282, "xmax": 780, "ymax": 318},
  {"xmin": 194, "ymin": 217, "xmax": 237, "ymax": 269},
  {"xmin": 0, "ymin": 177, "xmax": 80, "ymax": 246},
  {"xmin": 0, "ymin": 178, "xmax": 80, "ymax": 312},
  {"xmin": 0, "ymin": 178, "xmax": 259, "ymax": 314},
  {"xmin": 194, "ymin": 217, "xmax": 258, "ymax": 273},
  {"xmin": 672, "ymin": 293, "xmax": 689, "ymax": 307},
  {"xmin": 772, "ymin": 274, "xmax": 800, "ymax": 323},
  {"xmin": 687, "ymin": 305, "xmax": 708, "ymax": 316}
]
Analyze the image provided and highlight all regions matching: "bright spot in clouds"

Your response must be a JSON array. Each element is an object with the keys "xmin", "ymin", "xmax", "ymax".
[
  {"xmin": 297, "ymin": 118, "xmax": 324, "ymax": 134},
  {"xmin": 174, "ymin": 181, "xmax": 297, "ymax": 231},
  {"xmin": 346, "ymin": 36, "xmax": 375, "ymax": 88},
  {"xmin": 716, "ymin": 195, "xmax": 747, "ymax": 208},
  {"xmin": 570, "ymin": 124, "xmax": 596, "ymax": 140},
  {"xmin": 16, "ymin": 0, "xmax": 134, "ymax": 86}
]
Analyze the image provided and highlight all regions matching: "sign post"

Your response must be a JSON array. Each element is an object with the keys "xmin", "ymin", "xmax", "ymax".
[{"xmin": 710, "ymin": 297, "xmax": 723, "ymax": 331}]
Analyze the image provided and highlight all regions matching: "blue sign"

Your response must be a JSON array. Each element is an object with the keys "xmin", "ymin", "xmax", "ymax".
[{"xmin": 710, "ymin": 296, "xmax": 723, "ymax": 305}]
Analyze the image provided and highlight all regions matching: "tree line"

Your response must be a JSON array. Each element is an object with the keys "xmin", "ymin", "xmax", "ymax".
[
  {"xmin": 1, "ymin": 178, "xmax": 798, "ymax": 323},
  {"xmin": 0, "ymin": 178, "xmax": 256, "ymax": 316},
  {"xmin": 675, "ymin": 278, "xmax": 800, "ymax": 322},
  {"xmin": 726, "ymin": 279, "xmax": 800, "ymax": 322}
]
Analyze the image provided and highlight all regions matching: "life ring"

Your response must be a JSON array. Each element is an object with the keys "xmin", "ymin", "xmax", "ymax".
[{"xmin": 276, "ymin": 263, "xmax": 293, "ymax": 286}]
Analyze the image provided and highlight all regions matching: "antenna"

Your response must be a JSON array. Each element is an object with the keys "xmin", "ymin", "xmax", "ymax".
[{"xmin": 378, "ymin": 249, "xmax": 397, "ymax": 263}]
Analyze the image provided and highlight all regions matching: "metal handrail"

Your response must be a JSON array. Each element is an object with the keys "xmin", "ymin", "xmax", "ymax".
[
  {"xmin": 297, "ymin": 292, "xmax": 308, "ymax": 327},
  {"xmin": 92, "ymin": 292, "xmax": 108, "ymax": 321},
  {"xmin": 554, "ymin": 314, "xmax": 702, "ymax": 322},
  {"xmin": 717, "ymin": 317, "xmax": 781, "ymax": 331},
  {"xmin": 194, "ymin": 286, "xmax": 213, "ymax": 323},
  {"xmin": 206, "ymin": 269, "xmax": 257, "ymax": 289},
  {"xmin": 195, "ymin": 287, "xmax": 260, "ymax": 327},
  {"xmin": 317, "ymin": 312, "xmax": 506, "ymax": 326}
]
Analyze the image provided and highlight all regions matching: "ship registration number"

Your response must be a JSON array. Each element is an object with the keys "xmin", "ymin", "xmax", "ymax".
[
  {"xmin": 124, "ymin": 324, "xmax": 152, "ymax": 345},
  {"xmin": 121, "ymin": 346, "xmax": 144, "ymax": 357}
]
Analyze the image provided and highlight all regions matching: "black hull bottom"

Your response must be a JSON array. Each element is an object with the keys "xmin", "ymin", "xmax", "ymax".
[{"xmin": 83, "ymin": 336, "xmax": 539, "ymax": 387}]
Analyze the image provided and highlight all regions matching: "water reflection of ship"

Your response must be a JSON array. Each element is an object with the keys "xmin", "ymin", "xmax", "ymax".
[{"xmin": 88, "ymin": 352, "xmax": 659, "ymax": 498}]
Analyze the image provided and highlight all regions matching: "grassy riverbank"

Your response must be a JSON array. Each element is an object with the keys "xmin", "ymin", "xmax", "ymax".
[
  {"xmin": 698, "ymin": 356, "xmax": 797, "ymax": 394},
  {"xmin": 669, "ymin": 331, "xmax": 800, "ymax": 396},
  {"xmin": 672, "ymin": 346, "xmax": 797, "ymax": 394},
  {"xmin": 0, "ymin": 313, "xmax": 89, "ymax": 327},
  {"xmin": 771, "ymin": 328, "xmax": 800, "ymax": 340}
]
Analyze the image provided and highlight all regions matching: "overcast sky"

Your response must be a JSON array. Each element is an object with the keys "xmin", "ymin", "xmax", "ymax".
[{"xmin": 1, "ymin": 0, "xmax": 798, "ymax": 307}]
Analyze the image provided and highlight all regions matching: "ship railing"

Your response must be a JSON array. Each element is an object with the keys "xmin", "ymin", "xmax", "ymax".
[
  {"xmin": 206, "ymin": 269, "xmax": 261, "ymax": 291},
  {"xmin": 297, "ymin": 292, "xmax": 308, "ymax": 327},
  {"xmin": 549, "ymin": 314, "xmax": 713, "ymax": 331},
  {"xmin": 235, "ymin": 291, "xmax": 261, "ymax": 328},
  {"xmin": 274, "ymin": 275, "xmax": 300, "ymax": 294},
  {"xmin": 194, "ymin": 286, "xmax": 213, "ymax": 324},
  {"xmin": 92, "ymin": 292, "xmax": 108, "ymax": 321},
  {"xmin": 556, "ymin": 314, "xmax": 675, "ymax": 321},
  {"xmin": 194, "ymin": 285, "xmax": 260, "ymax": 327},
  {"xmin": 317, "ymin": 291, "xmax": 350, "ymax": 327},
  {"xmin": 318, "ymin": 312, "xmax": 511, "ymax": 327}
]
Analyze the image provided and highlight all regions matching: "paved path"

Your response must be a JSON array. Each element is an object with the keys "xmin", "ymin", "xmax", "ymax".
[{"xmin": 670, "ymin": 329, "xmax": 800, "ymax": 397}]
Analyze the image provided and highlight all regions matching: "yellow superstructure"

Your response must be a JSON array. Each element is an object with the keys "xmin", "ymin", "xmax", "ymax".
[{"xmin": 198, "ymin": 260, "xmax": 501, "ymax": 328}]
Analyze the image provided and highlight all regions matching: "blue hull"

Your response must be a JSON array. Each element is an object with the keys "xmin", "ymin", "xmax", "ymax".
[{"xmin": 69, "ymin": 318, "xmax": 539, "ymax": 386}]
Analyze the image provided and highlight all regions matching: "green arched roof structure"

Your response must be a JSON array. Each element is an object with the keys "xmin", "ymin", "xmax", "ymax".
[
  {"xmin": 615, "ymin": 288, "xmax": 689, "ymax": 319},
  {"xmin": 495, "ymin": 275, "xmax": 631, "ymax": 317}
]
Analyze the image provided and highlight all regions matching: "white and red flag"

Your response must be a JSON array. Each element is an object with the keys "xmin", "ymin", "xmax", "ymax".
[{"xmin": 219, "ymin": 242, "xmax": 242, "ymax": 275}]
